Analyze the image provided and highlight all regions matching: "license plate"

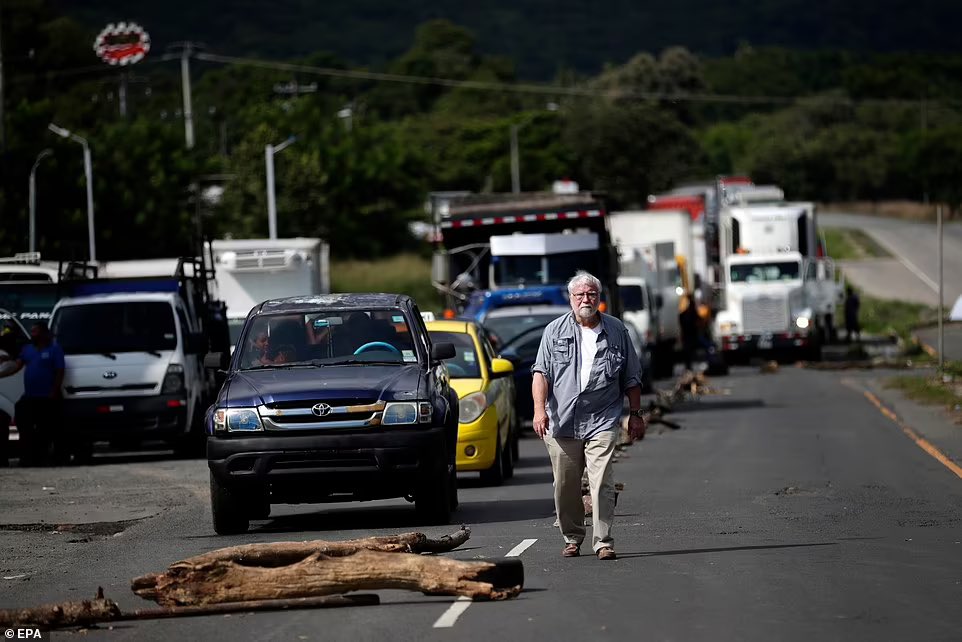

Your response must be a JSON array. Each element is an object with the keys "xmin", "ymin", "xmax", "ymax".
[{"xmin": 757, "ymin": 333, "xmax": 773, "ymax": 350}]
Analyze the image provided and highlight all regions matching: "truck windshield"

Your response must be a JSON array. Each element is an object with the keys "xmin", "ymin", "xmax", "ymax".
[
  {"xmin": 239, "ymin": 308, "xmax": 418, "ymax": 368},
  {"xmin": 730, "ymin": 261, "xmax": 801, "ymax": 283},
  {"xmin": 53, "ymin": 302, "xmax": 177, "ymax": 354},
  {"xmin": 619, "ymin": 285, "xmax": 645, "ymax": 311},
  {"xmin": 496, "ymin": 251, "xmax": 599, "ymax": 287}
]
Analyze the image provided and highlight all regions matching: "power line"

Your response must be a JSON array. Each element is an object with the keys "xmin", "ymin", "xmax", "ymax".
[{"xmin": 194, "ymin": 51, "xmax": 952, "ymax": 108}]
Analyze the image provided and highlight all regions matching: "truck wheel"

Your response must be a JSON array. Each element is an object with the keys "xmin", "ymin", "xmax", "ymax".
[
  {"xmin": 480, "ymin": 438, "xmax": 505, "ymax": 486},
  {"xmin": 210, "ymin": 472, "xmax": 249, "ymax": 535},
  {"xmin": 416, "ymin": 464, "xmax": 453, "ymax": 525}
]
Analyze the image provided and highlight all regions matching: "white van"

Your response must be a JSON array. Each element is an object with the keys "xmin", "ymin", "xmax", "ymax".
[{"xmin": 48, "ymin": 291, "xmax": 210, "ymax": 454}]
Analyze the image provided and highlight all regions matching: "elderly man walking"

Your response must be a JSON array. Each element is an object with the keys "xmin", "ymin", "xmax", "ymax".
[{"xmin": 532, "ymin": 271, "xmax": 646, "ymax": 560}]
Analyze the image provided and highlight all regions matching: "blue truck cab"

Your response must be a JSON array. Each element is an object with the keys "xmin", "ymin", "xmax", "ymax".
[{"xmin": 204, "ymin": 293, "xmax": 459, "ymax": 534}]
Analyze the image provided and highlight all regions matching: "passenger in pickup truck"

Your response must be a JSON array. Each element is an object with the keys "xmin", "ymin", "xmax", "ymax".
[{"xmin": 0, "ymin": 322, "xmax": 65, "ymax": 466}]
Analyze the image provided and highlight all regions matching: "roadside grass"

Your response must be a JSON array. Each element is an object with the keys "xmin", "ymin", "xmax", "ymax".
[
  {"xmin": 822, "ymin": 227, "xmax": 890, "ymax": 261},
  {"xmin": 885, "ymin": 361, "xmax": 962, "ymax": 422},
  {"xmin": 857, "ymin": 294, "xmax": 938, "ymax": 340},
  {"xmin": 331, "ymin": 253, "xmax": 443, "ymax": 312}
]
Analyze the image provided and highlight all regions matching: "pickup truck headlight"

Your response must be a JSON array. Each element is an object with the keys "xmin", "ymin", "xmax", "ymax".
[
  {"xmin": 161, "ymin": 364, "xmax": 185, "ymax": 394},
  {"xmin": 383, "ymin": 401, "xmax": 432, "ymax": 425},
  {"xmin": 459, "ymin": 391, "xmax": 488, "ymax": 424},
  {"xmin": 212, "ymin": 408, "xmax": 263, "ymax": 432}
]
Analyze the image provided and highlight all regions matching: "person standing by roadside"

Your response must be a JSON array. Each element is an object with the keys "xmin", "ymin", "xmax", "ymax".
[
  {"xmin": 531, "ymin": 271, "xmax": 646, "ymax": 560},
  {"xmin": 0, "ymin": 322, "xmax": 65, "ymax": 466},
  {"xmin": 844, "ymin": 286, "xmax": 861, "ymax": 344}
]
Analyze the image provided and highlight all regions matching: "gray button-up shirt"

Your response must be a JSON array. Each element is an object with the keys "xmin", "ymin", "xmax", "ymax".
[{"xmin": 531, "ymin": 311, "xmax": 641, "ymax": 440}]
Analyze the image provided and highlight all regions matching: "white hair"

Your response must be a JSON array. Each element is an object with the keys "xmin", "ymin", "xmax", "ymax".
[{"xmin": 566, "ymin": 271, "xmax": 603, "ymax": 295}]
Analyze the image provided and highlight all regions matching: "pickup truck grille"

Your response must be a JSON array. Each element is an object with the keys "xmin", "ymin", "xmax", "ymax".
[
  {"xmin": 258, "ymin": 401, "xmax": 386, "ymax": 430},
  {"xmin": 742, "ymin": 297, "xmax": 789, "ymax": 333}
]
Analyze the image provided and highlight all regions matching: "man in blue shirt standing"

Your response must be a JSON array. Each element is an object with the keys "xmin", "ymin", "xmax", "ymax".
[{"xmin": 0, "ymin": 321, "xmax": 65, "ymax": 466}]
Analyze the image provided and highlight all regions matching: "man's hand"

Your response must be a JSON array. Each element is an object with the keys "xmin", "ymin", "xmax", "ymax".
[
  {"xmin": 628, "ymin": 414, "xmax": 646, "ymax": 441},
  {"xmin": 532, "ymin": 410, "xmax": 549, "ymax": 439}
]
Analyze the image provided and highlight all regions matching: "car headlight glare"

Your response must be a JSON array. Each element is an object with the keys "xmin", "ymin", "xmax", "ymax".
[
  {"xmin": 459, "ymin": 391, "xmax": 488, "ymax": 424},
  {"xmin": 383, "ymin": 402, "xmax": 419, "ymax": 425},
  {"xmin": 213, "ymin": 408, "xmax": 263, "ymax": 432}
]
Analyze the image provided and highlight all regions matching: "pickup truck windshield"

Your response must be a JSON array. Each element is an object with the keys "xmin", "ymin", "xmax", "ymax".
[
  {"xmin": 53, "ymin": 302, "xmax": 177, "ymax": 354},
  {"xmin": 239, "ymin": 308, "xmax": 418, "ymax": 369},
  {"xmin": 730, "ymin": 261, "xmax": 801, "ymax": 283}
]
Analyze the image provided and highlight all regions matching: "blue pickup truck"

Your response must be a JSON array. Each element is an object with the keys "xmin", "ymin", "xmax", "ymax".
[{"xmin": 204, "ymin": 293, "xmax": 459, "ymax": 534}]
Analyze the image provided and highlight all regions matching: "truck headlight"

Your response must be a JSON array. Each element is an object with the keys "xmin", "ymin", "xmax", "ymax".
[
  {"xmin": 161, "ymin": 364, "xmax": 185, "ymax": 394},
  {"xmin": 383, "ymin": 402, "xmax": 419, "ymax": 425},
  {"xmin": 795, "ymin": 316, "xmax": 810, "ymax": 329},
  {"xmin": 719, "ymin": 321, "xmax": 738, "ymax": 334},
  {"xmin": 212, "ymin": 408, "xmax": 263, "ymax": 432}
]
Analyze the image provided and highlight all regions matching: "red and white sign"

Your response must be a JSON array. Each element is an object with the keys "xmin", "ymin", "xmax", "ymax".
[{"xmin": 94, "ymin": 22, "xmax": 150, "ymax": 66}]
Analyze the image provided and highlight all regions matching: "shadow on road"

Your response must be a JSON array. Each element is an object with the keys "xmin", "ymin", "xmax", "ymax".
[
  {"xmin": 616, "ymin": 541, "xmax": 837, "ymax": 559},
  {"xmin": 248, "ymin": 497, "xmax": 557, "ymax": 534},
  {"xmin": 672, "ymin": 399, "xmax": 766, "ymax": 413}
]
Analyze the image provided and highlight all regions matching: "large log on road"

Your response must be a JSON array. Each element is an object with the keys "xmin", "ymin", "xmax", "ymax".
[{"xmin": 132, "ymin": 548, "xmax": 523, "ymax": 606}]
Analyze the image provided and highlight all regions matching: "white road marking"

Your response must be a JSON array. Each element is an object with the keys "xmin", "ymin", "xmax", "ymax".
[
  {"xmin": 864, "ymin": 231, "xmax": 939, "ymax": 292},
  {"xmin": 433, "ymin": 596, "xmax": 473, "ymax": 628},
  {"xmin": 505, "ymin": 538, "xmax": 537, "ymax": 557},
  {"xmin": 432, "ymin": 538, "xmax": 537, "ymax": 629}
]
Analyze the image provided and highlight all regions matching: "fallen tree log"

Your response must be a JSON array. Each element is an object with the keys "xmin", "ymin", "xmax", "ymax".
[
  {"xmin": 132, "ymin": 549, "xmax": 523, "ymax": 606},
  {"xmin": 0, "ymin": 588, "xmax": 121, "ymax": 627},
  {"xmin": 170, "ymin": 526, "xmax": 471, "ymax": 569},
  {"xmin": 0, "ymin": 588, "xmax": 379, "ymax": 629}
]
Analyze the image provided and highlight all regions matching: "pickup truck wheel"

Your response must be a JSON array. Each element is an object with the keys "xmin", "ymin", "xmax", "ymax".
[
  {"xmin": 416, "ymin": 465, "xmax": 452, "ymax": 525},
  {"xmin": 210, "ymin": 472, "xmax": 250, "ymax": 535},
  {"xmin": 480, "ymin": 438, "xmax": 505, "ymax": 486}
]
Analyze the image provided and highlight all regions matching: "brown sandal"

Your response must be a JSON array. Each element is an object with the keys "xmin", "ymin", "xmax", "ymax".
[
  {"xmin": 597, "ymin": 547, "xmax": 617, "ymax": 560},
  {"xmin": 562, "ymin": 543, "xmax": 580, "ymax": 557}
]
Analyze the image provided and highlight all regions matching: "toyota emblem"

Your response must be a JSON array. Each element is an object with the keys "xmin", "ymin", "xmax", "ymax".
[
  {"xmin": 311, "ymin": 403, "xmax": 333, "ymax": 417},
  {"xmin": 103, "ymin": 371, "xmax": 118, "ymax": 379}
]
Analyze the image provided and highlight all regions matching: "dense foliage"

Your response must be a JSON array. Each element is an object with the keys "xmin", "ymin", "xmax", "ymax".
[{"xmin": 3, "ymin": 1, "xmax": 962, "ymax": 260}]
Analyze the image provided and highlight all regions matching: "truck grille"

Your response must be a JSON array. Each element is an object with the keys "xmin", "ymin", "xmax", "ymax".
[
  {"xmin": 258, "ymin": 401, "xmax": 385, "ymax": 431},
  {"xmin": 742, "ymin": 297, "xmax": 788, "ymax": 333}
]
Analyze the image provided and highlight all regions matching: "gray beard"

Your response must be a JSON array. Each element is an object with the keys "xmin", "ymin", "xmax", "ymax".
[{"xmin": 576, "ymin": 306, "xmax": 596, "ymax": 320}]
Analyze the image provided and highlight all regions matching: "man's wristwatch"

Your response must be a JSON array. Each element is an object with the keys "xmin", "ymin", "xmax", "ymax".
[{"xmin": 629, "ymin": 409, "xmax": 644, "ymax": 418}]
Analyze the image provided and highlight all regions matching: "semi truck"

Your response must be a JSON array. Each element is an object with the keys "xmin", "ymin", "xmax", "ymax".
[
  {"xmin": 712, "ymin": 194, "xmax": 841, "ymax": 362},
  {"xmin": 431, "ymin": 190, "xmax": 622, "ymax": 318}
]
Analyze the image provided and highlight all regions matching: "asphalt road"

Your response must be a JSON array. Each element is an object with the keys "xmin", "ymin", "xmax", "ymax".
[
  {"xmin": 2, "ymin": 366, "xmax": 961, "ymax": 641},
  {"xmin": 820, "ymin": 212, "xmax": 962, "ymax": 310}
]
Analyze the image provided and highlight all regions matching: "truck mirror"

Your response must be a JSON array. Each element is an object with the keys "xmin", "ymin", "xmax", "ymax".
[
  {"xmin": 431, "ymin": 251, "xmax": 450, "ymax": 285},
  {"xmin": 204, "ymin": 352, "xmax": 225, "ymax": 370},
  {"xmin": 430, "ymin": 342, "xmax": 456, "ymax": 361}
]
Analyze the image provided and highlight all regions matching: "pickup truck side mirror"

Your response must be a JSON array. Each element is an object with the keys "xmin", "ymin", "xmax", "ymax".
[
  {"xmin": 204, "ymin": 352, "xmax": 225, "ymax": 370},
  {"xmin": 430, "ymin": 342, "xmax": 456, "ymax": 361}
]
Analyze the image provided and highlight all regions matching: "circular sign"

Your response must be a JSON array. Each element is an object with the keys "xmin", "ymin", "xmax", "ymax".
[{"xmin": 94, "ymin": 22, "xmax": 151, "ymax": 66}]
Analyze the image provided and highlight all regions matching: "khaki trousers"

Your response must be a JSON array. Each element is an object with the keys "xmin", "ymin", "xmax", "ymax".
[{"xmin": 545, "ymin": 431, "xmax": 617, "ymax": 552}]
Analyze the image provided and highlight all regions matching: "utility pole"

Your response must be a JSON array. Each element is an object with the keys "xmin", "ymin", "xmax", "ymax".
[
  {"xmin": 167, "ymin": 42, "xmax": 199, "ymax": 149},
  {"xmin": 937, "ymin": 204, "xmax": 944, "ymax": 376},
  {"xmin": 509, "ymin": 124, "xmax": 520, "ymax": 194}
]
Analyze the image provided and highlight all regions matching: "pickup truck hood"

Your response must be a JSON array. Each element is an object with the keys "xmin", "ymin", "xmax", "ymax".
[{"xmin": 222, "ymin": 364, "xmax": 424, "ymax": 407}]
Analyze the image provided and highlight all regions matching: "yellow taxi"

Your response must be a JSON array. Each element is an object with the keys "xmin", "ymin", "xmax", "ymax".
[{"xmin": 426, "ymin": 319, "xmax": 518, "ymax": 485}]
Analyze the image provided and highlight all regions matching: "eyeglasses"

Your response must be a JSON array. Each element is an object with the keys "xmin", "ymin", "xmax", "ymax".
[{"xmin": 571, "ymin": 291, "xmax": 599, "ymax": 300}]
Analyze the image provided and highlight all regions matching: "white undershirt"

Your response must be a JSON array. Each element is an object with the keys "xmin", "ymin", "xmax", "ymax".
[{"xmin": 579, "ymin": 324, "xmax": 602, "ymax": 392}]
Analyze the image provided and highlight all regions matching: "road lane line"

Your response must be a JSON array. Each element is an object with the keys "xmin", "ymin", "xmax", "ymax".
[
  {"xmin": 505, "ymin": 538, "xmax": 537, "ymax": 557},
  {"xmin": 433, "ymin": 597, "xmax": 472, "ymax": 628},
  {"xmin": 861, "ymin": 390, "xmax": 962, "ymax": 480},
  {"xmin": 431, "ymin": 538, "xmax": 537, "ymax": 629}
]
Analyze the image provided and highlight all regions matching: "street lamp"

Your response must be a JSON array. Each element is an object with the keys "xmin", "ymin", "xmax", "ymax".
[
  {"xmin": 48, "ymin": 123, "xmax": 96, "ymax": 261},
  {"xmin": 510, "ymin": 102, "xmax": 559, "ymax": 194},
  {"xmin": 265, "ymin": 135, "xmax": 296, "ymax": 240},
  {"xmin": 29, "ymin": 149, "xmax": 53, "ymax": 253}
]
